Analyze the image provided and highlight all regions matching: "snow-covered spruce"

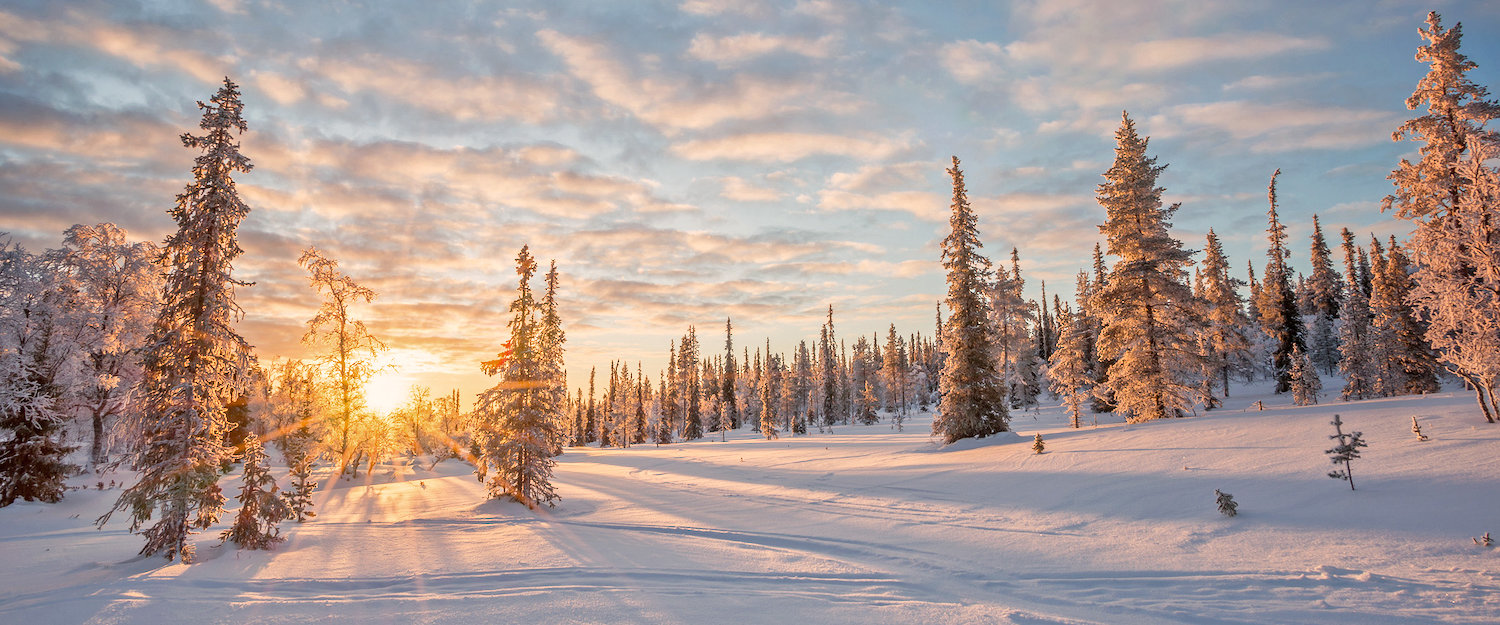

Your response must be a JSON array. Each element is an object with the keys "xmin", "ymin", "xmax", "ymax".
[
  {"xmin": 1256, "ymin": 170, "xmax": 1306, "ymax": 394},
  {"xmin": 221, "ymin": 434, "xmax": 288, "ymax": 550},
  {"xmin": 1032, "ymin": 433, "xmax": 1045, "ymax": 454},
  {"xmin": 1092, "ymin": 113, "xmax": 1200, "ymax": 423},
  {"xmin": 98, "ymin": 78, "xmax": 255, "ymax": 562},
  {"xmin": 0, "ymin": 243, "xmax": 78, "ymax": 508},
  {"xmin": 473, "ymin": 246, "xmax": 560, "ymax": 509},
  {"xmin": 934, "ymin": 156, "xmax": 1009, "ymax": 443},
  {"xmin": 1290, "ymin": 345, "xmax": 1321, "ymax": 406},
  {"xmin": 1326, "ymin": 414, "xmax": 1368, "ymax": 491},
  {"xmin": 1215, "ymin": 490, "xmax": 1238, "ymax": 517}
]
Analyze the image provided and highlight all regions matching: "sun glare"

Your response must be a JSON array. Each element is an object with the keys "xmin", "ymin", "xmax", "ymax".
[{"xmin": 365, "ymin": 364, "xmax": 415, "ymax": 416}]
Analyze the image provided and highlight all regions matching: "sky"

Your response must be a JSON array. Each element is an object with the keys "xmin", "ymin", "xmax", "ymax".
[{"xmin": 1, "ymin": 0, "xmax": 1497, "ymax": 413}]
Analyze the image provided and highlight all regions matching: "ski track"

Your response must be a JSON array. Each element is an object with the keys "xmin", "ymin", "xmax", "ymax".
[{"xmin": 5, "ymin": 393, "xmax": 1500, "ymax": 624}]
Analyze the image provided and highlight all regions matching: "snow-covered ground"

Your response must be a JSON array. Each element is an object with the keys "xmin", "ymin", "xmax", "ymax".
[{"xmin": 4, "ymin": 381, "xmax": 1499, "ymax": 624}]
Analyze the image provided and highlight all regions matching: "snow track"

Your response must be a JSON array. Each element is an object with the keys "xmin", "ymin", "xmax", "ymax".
[{"xmin": 4, "ymin": 388, "xmax": 1500, "ymax": 623}]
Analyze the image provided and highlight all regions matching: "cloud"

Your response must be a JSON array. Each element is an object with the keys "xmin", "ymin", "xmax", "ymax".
[
  {"xmin": 1148, "ymin": 100, "xmax": 1401, "ymax": 152},
  {"xmin": 1127, "ymin": 33, "xmax": 1329, "ymax": 72},
  {"xmin": 939, "ymin": 40, "xmax": 1004, "ymax": 85},
  {"xmin": 688, "ymin": 32, "xmax": 836, "ymax": 66},
  {"xmin": 672, "ymin": 131, "xmax": 913, "ymax": 162},
  {"xmin": 719, "ymin": 176, "xmax": 786, "ymax": 202},
  {"xmin": 0, "ymin": 9, "xmax": 234, "ymax": 84},
  {"xmin": 306, "ymin": 53, "xmax": 562, "ymax": 123},
  {"xmin": 537, "ymin": 28, "xmax": 855, "ymax": 132}
]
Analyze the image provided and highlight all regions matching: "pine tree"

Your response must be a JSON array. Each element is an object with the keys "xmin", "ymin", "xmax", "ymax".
[
  {"xmin": 1338, "ymin": 229, "xmax": 1378, "ymax": 400},
  {"xmin": 1290, "ymin": 345, "xmax": 1321, "ymax": 406},
  {"xmin": 281, "ymin": 424, "xmax": 318, "ymax": 523},
  {"xmin": 1049, "ymin": 290, "xmax": 1093, "ymax": 429},
  {"xmin": 1215, "ymin": 490, "xmax": 1237, "ymax": 517},
  {"xmin": 99, "ymin": 79, "xmax": 255, "ymax": 562},
  {"xmin": 1369, "ymin": 237, "xmax": 1440, "ymax": 396},
  {"xmin": 759, "ymin": 339, "xmax": 779, "ymax": 440},
  {"xmin": 1325, "ymin": 414, "xmax": 1367, "ymax": 491},
  {"xmin": 723, "ymin": 318, "xmax": 739, "ymax": 430},
  {"xmin": 0, "ymin": 243, "xmax": 78, "ymax": 508},
  {"xmin": 1093, "ymin": 113, "xmax": 1201, "ymax": 422},
  {"xmin": 1257, "ymin": 170, "xmax": 1306, "ymax": 393},
  {"xmin": 680, "ymin": 326, "xmax": 703, "ymax": 440},
  {"xmin": 934, "ymin": 156, "xmax": 1009, "ymax": 443},
  {"xmin": 883, "ymin": 324, "xmax": 908, "ymax": 419},
  {"xmin": 474, "ymin": 246, "xmax": 559, "ymax": 509},
  {"xmin": 856, "ymin": 380, "xmax": 879, "ymax": 426},
  {"xmin": 221, "ymin": 434, "xmax": 288, "ymax": 549},
  {"xmin": 1198, "ymin": 230, "xmax": 1253, "ymax": 400},
  {"xmin": 1306, "ymin": 216, "xmax": 1344, "ymax": 374},
  {"xmin": 539, "ymin": 262, "xmax": 568, "ymax": 456},
  {"xmin": 1031, "ymin": 432, "xmax": 1045, "ymax": 454},
  {"xmin": 1386, "ymin": 12, "xmax": 1500, "ymax": 422}
]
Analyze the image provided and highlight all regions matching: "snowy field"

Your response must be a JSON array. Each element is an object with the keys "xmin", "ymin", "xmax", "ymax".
[{"xmin": 3, "ymin": 381, "xmax": 1499, "ymax": 624}]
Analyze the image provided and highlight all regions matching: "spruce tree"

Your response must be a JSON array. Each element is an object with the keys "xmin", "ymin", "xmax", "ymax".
[
  {"xmin": 0, "ymin": 244, "xmax": 78, "ymax": 508},
  {"xmin": 221, "ymin": 434, "xmax": 288, "ymax": 550},
  {"xmin": 1290, "ymin": 345, "xmax": 1321, "ymax": 406},
  {"xmin": 1198, "ymin": 230, "xmax": 1252, "ymax": 400},
  {"xmin": 1257, "ymin": 170, "xmax": 1306, "ymax": 393},
  {"xmin": 1338, "ymin": 229, "xmax": 1378, "ymax": 400},
  {"xmin": 934, "ymin": 156, "xmax": 1009, "ymax": 443},
  {"xmin": 1326, "ymin": 414, "xmax": 1367, "ymax": 491},
  {"xmin": 1048, "ymin": 284, "xmax": 1093, "ymax": 429},
  {"xmin": 1386, "ymin": 12, "xmax": 1500, "ymax": 422},
  {"xmin": 1369, "ymin": 237, "xmax": 1440, "ymax": 396},
  {"xmin": 99, "ymin": 79, "xmax": 255, "ymax": 562},
  {"xmin": 723, "ymin": 318, "xmax": 738, "ymax": 430},
  {"xmin": 474, "ymin": 246, "xmax": 559, "ymax": 509},
  {"xmin": 539, "ymin": 262, "xmax": 568, "ymax": 455},
  {"xmin": 1093, "ymin": 113, "xmax": 1200, "ymax": 422},
  {"xmin": 1306, "ymin": 216, "xmax": 1344, "ymax": 374}
]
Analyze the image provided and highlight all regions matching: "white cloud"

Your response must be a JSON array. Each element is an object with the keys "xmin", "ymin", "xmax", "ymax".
[
  {"xmin": 719, "ymin": 176, "xmax": 786, "ymax": 202},
  {"xmin": 1128, "ymin": 33, "xmax": 1329, "ymax": 71},
  {"xmin": 688, "ymin": 32, "xmax": 835, "ymax": 66},
  {"xmin": 938, "ymin": 40, "xmax": 1004, "ymax": 85},
  {"xmin": 672, "ymin": 131, "xmax": 912, "ymax": 162}
]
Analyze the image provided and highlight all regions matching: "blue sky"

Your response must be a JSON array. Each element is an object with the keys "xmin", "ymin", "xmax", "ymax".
[{"xmin": 1, "ymin": 0, "xmax": 1496, "ymax": 411}]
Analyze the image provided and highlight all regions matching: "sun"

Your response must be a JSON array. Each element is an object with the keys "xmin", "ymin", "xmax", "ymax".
[{"xmin": 364, "ymin": 355, "xmax": 421, "ymax": 416}]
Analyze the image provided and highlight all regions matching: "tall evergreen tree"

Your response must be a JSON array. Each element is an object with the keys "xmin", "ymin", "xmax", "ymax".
[
  {"xmin": 1369, "ymin": 237, "xmax": 1441, "ymax": 395},
  {"xmin": 1257, "ymin": 170, "xmax": 1306, "ymax": 393},
  {"xmin": 723, "ymin": 318, "xmax": 738, "ymax": 430},
  {"xmin": 1093, "ymin": 113, "xmax": 1200, "ymax": 422},
  {"xmin": 1306, "ymin": 216, "xmax": 1344, "ymax": 374},
  {"xmin": 934, "ymin": 156, "xmax": 1009, "ymax": 443},
  {"xmin": 539, "ymin": 261, "xmax": 567, "ymax": 455},
  {"xmin": 1338, "ymin": 229, "xmax": 1379, "ymax": 400},
  {"xmin": 0, "ymin": 244, "xmax": 78, "ymax": 508},
  {"xmin": 99, "ymin": 79, "xmax": 255, "ymax": 562},
  {"xmin": 1198, "ymin": 230, "xmax": 1252, "ymax": 399},
  {"xmin": 474, "ymin": 246, "xmax": 559, "ymax": 509},
  {"xmin": 220, "ymin": 433, "xmax": 287, "ymax": 550},
  {"xmin": 1386, "ymin": 11, "xmax": 1500, "ymax": 421}
]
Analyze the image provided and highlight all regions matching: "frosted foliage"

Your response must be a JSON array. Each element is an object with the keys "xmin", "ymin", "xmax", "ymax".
[
  {"xmin": 221, "ymin": 434, "xmax": 287, "ymax": 550},
  {"xmin": 935, "ymin": 156, "xmax": 1008, "ymax": 444},
  {"xmin": 1092, "ymin": 113, "xmax": 1201, "ymax": 423},
  {"xmin": 1290, "ymin": 346, "xmax": 1321, "ymax": 406},
  {"xmin": 1197, "ymin": 230, "xmax": 1252, "ymax": 400},
  {"xmin": 473, "ymin": 246, "xmax": 559, "ymax": 509},
  {"xmin": 99, "ymin": 78, "xmax": 254, "ymax": 562},
  {"xmin": 1048, "ymin": 302, "xmax": 1092, "ymax": 429},
  {"xmin": 298, "ymin": 247, "xmax": 384, "ymax": 475},
  {"xmin": 0, "ymin": 243, "xmax": 78, "ymax": 507}
]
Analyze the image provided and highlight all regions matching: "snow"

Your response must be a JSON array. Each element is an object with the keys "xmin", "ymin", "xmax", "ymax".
[{"xmin": 4, "ymin": 381, "xmax": 1499, "ymax": 624}]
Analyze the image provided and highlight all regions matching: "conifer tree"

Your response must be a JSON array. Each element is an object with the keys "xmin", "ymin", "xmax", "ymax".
[
  {"xmin": 680, "ymin": 326, "xmax": 703, "ymax": 440},
  {"xmin": 221, "ymin": 434, "xmax": 287, "ymax": 549},
  {"xmin": 99, "ymin": 79, "xmax": 256, "ymax": 562},
  {"xmin": 934, "ymin": 156, "xmax": 1009, "ymax": 443},
  {"xmin": 1306, "ymin": 216, "xmax": 1344, "ymax": 374},
  {"xmin": 1049, "ymin": 283, "xmax": 1093, "ymax": 429},
  {"xmin": 856, "ymin": 380, "xmax": 879, "ymax": 426},
  {"xmin": 1031, "ymin": 432, "xmax": 1045, "ymax": 454},
  {"xmin": 1290, "ymin": 345, "xmax": 1321, "ymax": 406},
  {"xmin": 1386, "ymin": 12, "xmax": 1500, "ymax": 421},
  {"xmin": 1198, "ymin": 230, "xmax": 1253, "ymax": 400},
  {"xmin": 883, "ymin": 324, "xmax": 909, "ymax": 419},
  {"xmin": 1338, "ymin": 229, "xmax": 1379, "ymax": 400},
  {"xmin": 1093, "ymin": 113, "xmax": 1200, "ymax": 422},
  {"xmin": 1369, "ymin": 237, "xmax": 1440, "ymax": 396},
  {"xmin": 723, "ymin": 318, "xmax": 738, "ymax": 430},
  {"xmin": 1257, "ymin": 170, "xmax": 1306, "ymax": 393},
  {"xmin": 473, "ymin": 246, "xmax": 559, "ymax": 509},
  {"xmin": 0, "ymin": 244, "xmax": 77, "ymax": 508},
  {"xmin": 759, "ymin": 340, "xmax": 779, "ymax": 439},
  {"xmin": 539, "ymin": 261, "xmax": 567, "ymax": 455},
  {"xmin": 1326, "ymin": 414, "xmax": 1367, "ymax": 491}
]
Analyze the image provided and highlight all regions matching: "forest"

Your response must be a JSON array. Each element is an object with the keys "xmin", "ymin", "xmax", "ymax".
[{"xmin": 1, "ymin": 8, "xmax": 1499, "ymax": 622}]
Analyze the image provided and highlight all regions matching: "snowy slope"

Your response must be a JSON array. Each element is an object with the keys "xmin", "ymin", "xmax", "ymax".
[{"xmin": 3, "ymin": 382, "xmax": 1498, "ymax": 624}]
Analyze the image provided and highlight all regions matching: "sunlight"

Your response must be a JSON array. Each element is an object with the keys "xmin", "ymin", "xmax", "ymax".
[{"xmin": 365, "ymin": 361, "xmax": 416, "ymax": 416}]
